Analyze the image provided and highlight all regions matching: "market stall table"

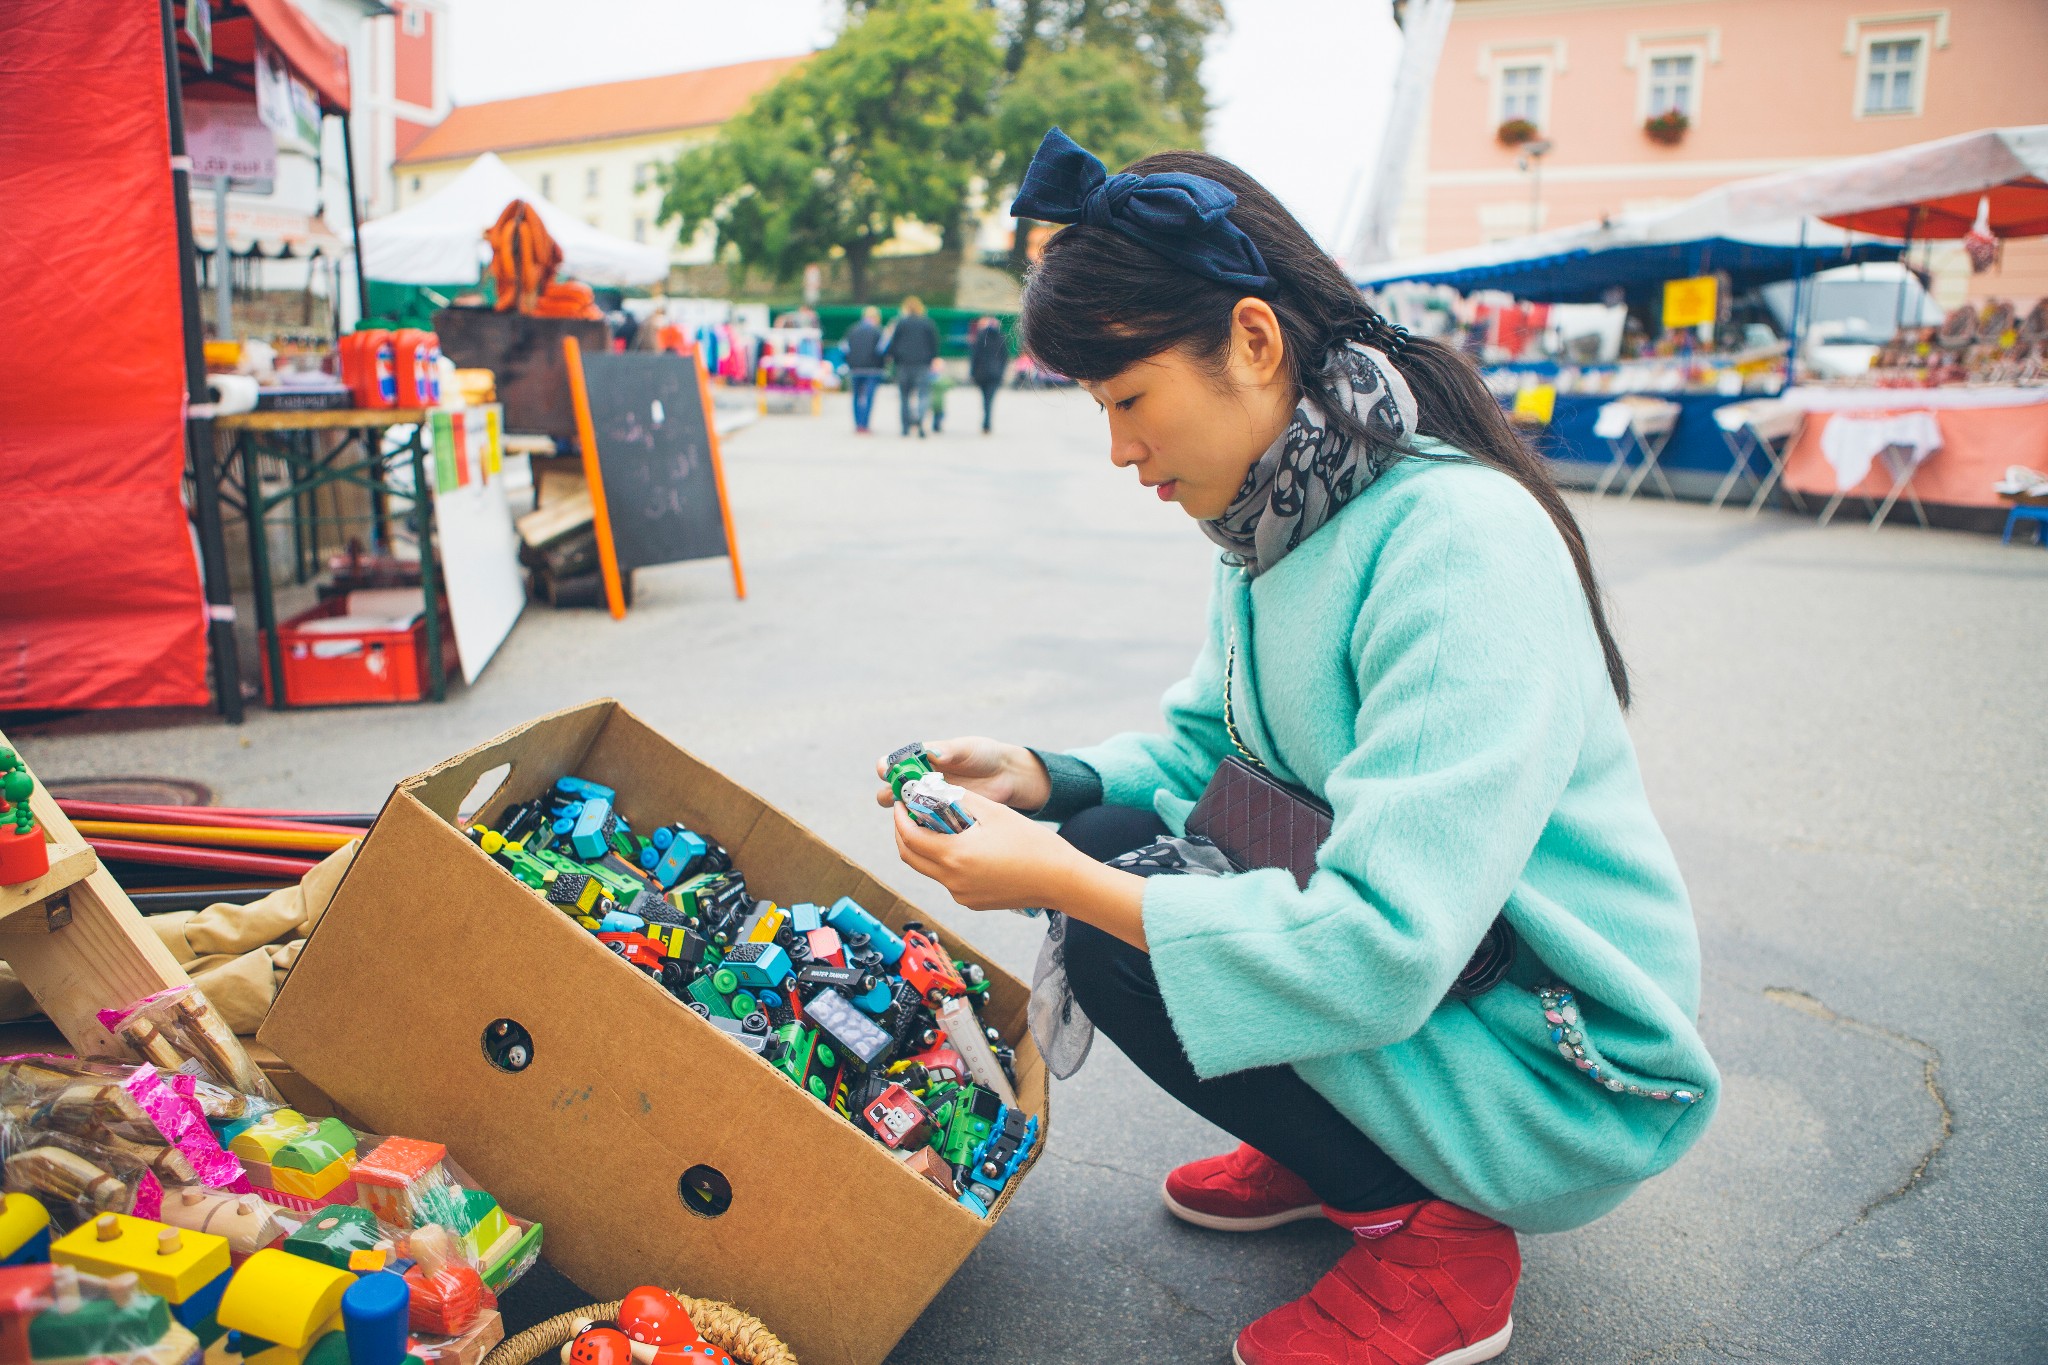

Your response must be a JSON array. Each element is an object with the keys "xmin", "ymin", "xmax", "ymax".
[
  {"xmin": 1511, "ymin": 389, "xmax": 1776, "ymax": 500},
  {"xmin": 1709, "ymin": 398, "xmax": 1807, "ymax": 515},
  {"xmin": 1591, "ymin": 396, "xmax": 1680, "ymax": 500},
  {"xmin": 210, "ymin": 408, "xmax": 449, "ymax": 707},
  {"xmin": 1778, "ymin": 387, "xmax": 2048, "ymax": 525}
]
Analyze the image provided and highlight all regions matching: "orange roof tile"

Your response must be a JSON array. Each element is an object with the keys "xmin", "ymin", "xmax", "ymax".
[{"xmin": 397, "ymin": 54, "xmax": 808, "ymax": 165}]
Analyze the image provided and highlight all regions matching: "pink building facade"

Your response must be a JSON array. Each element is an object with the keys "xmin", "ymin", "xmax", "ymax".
[{"xmin": 1412, "ymin": 0, "xmax": 2048, "ymax": 301}]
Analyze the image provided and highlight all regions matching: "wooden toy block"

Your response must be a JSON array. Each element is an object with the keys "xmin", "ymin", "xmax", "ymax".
[{"xmin": 51, "ymin": 1213, "xmax": 231, "ymax": 1303}]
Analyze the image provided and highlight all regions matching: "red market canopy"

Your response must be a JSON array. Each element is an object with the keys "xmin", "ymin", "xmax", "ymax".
[
  {"xmin": 174, "ymin": 0, "xmax": 352, "ymax": 114},
  {"xmin": 1649, "ymin": 127, "xmax": 2048, "ymax": 242}
]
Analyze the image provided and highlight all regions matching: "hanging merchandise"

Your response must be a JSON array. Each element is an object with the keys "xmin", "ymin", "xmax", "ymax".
[{"xmin": 1963, "ymin": 195, "xmax": 1999, "ymax": 273}]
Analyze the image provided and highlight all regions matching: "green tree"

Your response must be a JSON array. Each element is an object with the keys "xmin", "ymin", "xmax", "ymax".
[
  {"xmin": 856, "ymin": 0, "xmax": 1225, "ymax": 133},
  {"xmin": 991, "ymin": 44, "xmax": 1187, "ymax": 271},
  {"xmin": 658, "ymin": 0, "xmax": 999, "ymax": 302},
  {"xmin": 1001, "ymin": 0, "xmax": 1225, "ymax": 135},
  {"xmin": 859, "ymin": 0, "xmax": 1225, "ymax": 272}
]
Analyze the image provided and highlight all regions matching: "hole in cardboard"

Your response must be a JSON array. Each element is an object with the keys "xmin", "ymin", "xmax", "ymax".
[
  {"xmin": 482, "ymin": 1019, "xmax": 533, "ymax": 1073},
  {"xmin": 458, "ymin": 763, "xmax": 513, "ymax": 822},
  {"xmin": 678, "ymin": 1165, "xmax": 731, "ymax": 1218}
]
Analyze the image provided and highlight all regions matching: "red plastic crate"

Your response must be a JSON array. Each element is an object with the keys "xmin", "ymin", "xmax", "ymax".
[{"xmin": 262, "ymin": 598, "xmax": 454, "ymax": 706}]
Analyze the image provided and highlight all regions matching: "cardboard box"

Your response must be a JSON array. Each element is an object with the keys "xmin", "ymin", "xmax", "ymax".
[{"xmin": 260, "ymin": 700, "xmax": 1047, "ymax": 1365}]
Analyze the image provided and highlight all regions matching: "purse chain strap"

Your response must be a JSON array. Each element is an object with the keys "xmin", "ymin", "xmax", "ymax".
[{"xmin": 1221, "ymin": 634, "xmax": 1265, "ymax": 771}]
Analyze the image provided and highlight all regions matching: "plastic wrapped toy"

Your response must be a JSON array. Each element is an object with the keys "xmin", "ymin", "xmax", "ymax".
[
  {"xmin": 96, "ymin": 988, "xmax": 281, "ymax": 1104},
  {"xmin": 0, "ymin": 1262, "xmax": 202, "ymax": 1365}
]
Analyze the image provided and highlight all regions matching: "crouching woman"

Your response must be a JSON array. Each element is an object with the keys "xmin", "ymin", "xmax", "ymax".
[{"xmin": 884, "ymin": 129, "xmax": 1716, "ymax": 1365}]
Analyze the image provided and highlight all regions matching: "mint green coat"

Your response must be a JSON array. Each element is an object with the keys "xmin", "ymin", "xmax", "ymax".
[{"xmin": 1068, "ymin": 453, "xmax": 1717, "ymax": 1233}]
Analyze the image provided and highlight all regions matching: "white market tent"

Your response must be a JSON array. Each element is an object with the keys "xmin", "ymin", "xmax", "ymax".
[
  {"xmin": 1641, "ymin": 126, "xmax": 2048, "ymax": 241},
  {"xmin": 359, "ymin": 152, "xmax": 669, "ymax": 287}
]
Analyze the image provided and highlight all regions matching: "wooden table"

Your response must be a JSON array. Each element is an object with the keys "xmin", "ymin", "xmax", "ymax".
[{"xmin": 212, "ymin": 408, "xmax": 448, "ymax": 706}]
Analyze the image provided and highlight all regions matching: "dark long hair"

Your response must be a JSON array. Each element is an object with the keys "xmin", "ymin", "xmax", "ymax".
[{"xmin": 1020, "ymin": 150, "xmax": 1631, "ymax": 707}]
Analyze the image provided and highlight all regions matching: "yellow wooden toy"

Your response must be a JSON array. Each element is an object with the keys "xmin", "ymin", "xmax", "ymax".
[
  {"xmin": 0, "ymin": 1190, "xmax": 51, "ymax": 1264},
  {"xmin": 51, "ymin": 1212, "xmax": 231, "ymax": 1304},
  {"xmin": 229, "ymin": 1110, "xmax": 312, "ymax": 1163},
  {"xmin": 216, "ymin": 1248, "xmax": 356, "ymax": 1365}
]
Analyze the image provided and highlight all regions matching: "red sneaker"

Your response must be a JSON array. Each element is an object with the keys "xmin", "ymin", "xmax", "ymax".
[
  {"xmin": 1232, "ymin": 1200, "xmax": 1519, "ymax": 1365},
  {"xmin": 1162, "ymin": 1143, "xmax": 1323, "ymax": 1231}
]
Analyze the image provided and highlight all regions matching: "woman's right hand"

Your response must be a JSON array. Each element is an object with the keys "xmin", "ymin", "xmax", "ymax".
[{"xmin": 873, "ymin": 737, "xmax": 1051, "ymax": 814}]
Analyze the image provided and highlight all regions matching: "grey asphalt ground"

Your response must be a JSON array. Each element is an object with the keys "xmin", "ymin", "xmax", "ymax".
[{"xmin": 11, "ymin": 388, "xmax": 2047, "ymax": 1363}]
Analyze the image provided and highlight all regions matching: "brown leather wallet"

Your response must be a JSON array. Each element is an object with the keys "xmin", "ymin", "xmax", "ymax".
[{"xmin": 1186, "ymin": 754, "xmax": 1332, "ymax": 892}]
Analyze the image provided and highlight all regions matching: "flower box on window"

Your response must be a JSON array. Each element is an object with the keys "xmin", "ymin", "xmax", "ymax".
[
  {"xmin": 1496, "ymin": 118, "xmax": 1540, "ymax": 148},
  {"xmin": 1643, "ymin": 110, "xmax": 1690, "ymax": 146}
]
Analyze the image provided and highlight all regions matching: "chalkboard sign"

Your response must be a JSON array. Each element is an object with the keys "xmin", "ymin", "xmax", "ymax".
[
  {"xmin": 565, "ymin": 346, "xmax": 746, "ymax": 613},
  {"xmin": 434, "ymin": 308, "xmax": 609, "ymax": 437}
]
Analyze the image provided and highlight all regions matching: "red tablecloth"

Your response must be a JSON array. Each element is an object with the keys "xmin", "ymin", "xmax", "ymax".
[{"xmin": 1782, "ymin": 390, "xmax": 2048, "ymax": 507}]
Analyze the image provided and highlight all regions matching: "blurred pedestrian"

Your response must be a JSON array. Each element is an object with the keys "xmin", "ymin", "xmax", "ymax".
[
  {"xmin": 842, "ymin": 306, "xmax": 886, "ymax": 434},
  {"xmin": 883, "ymin": 295, "xmax": 941, "ymax": 437},
  {"xmin": 969, "ymin": 316, "xmax": 1012, "ymax": 434}
]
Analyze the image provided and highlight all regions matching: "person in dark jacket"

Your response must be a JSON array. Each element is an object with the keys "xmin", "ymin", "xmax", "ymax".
[
  {"xmin": 842, "ymin": 306, "xmax": 886, "ymax": 433},
  {"xmin": 883, "ymin": 295, "xmax": 941, "ymax": 437},
  {"xmin": 968, "ymin": 317, "xmax": 1012, "ymax": 434}
]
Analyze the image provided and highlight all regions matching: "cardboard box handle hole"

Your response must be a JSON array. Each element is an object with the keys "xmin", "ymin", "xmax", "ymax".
[
  {"xmin": 483, "ymin": 1018, "xmax": 533, "ymax": 1072},
  {"xmin": 458, "ymin": 762, "xmax": 514, "ymax": 822},
  {"xmin": 678, "ymin": 1165, "xmax": 732, "ymax": 1218}
]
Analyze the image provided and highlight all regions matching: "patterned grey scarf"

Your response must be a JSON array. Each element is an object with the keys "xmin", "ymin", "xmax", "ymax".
[{"xmin": 1199, "ymin": 341, "xmax": 1419, "ymax": 575}]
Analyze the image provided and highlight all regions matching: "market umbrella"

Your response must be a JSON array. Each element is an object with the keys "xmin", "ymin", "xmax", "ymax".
[{"xmin": 1643, "ymin": 126, "xmax": 2048, "ymax": 241}]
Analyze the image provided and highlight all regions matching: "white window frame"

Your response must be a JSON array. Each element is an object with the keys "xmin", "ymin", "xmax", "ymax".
[
  {"xmin": 1495, "ymin": 61, "xmax": 1550, "ymax": 129},
  {"xmin": 539, "ymin": 172, "xmax": 553, "ymax": 200},
  {"xmin": 585, "ymin": 166, "xmax": 601, "ymax": 198},
  {"xmin": 1626, "ymin": 28, "xmax": 1718, "ymax": 123},
  {"xmin": 401, "ymin": 5, "xmax": 425, "ymax": 36},
  {"xmin": 1854, "ymin": 28, "xmax": 1930, "ymax": 117},
  {"xmin": 1478, "ymin": 40, "xmax": 1565, "ymax": 134},
  {"xmin": 1640, "ymin": 48, "xmax": 1703, "ymax": 121}
]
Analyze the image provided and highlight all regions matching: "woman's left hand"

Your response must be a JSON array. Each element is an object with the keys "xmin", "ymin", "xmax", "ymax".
[{"xmin": 892, "ymin": 789, "xmax": 1090, "ymax": 912}]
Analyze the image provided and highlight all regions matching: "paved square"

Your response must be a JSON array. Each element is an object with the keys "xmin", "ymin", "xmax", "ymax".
[{"xmin": 16, "ymin": 388, "xmax": 2046, "ymax": 1361}]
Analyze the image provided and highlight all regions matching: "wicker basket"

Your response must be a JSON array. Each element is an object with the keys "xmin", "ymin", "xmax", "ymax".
[{"xmin": 483, "ymin": 1295, "xmax": 798, "ymax": 1365}]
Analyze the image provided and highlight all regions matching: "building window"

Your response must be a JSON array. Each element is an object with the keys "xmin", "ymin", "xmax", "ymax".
[
  {"xmin": 1498, "ymin": 64, "xmax": 1545, "ymax": 126},
  {"xmin": 586, "ymin": 166, "xmax": 600, "ymax": 197},
  {"xmin": 401, "ymin": 5, "xmax": 425, "ymax": 35},
  {"xmin": 1646, "ymin": 53, "xmax": 1694, "ymax": 117},
  {"xmin": 409, "ymin": 175, "xmax": 421, "ymax": 192},
  {"xmin": 633, "ymin": 218, "xmax": 647, "ymax": 243},
  {"xmin": 1862, "ymin": 37, "xmax": 1922, "ymax": 114},
  {"xmin": 540, "ymin": 172, "xmax": 553, "ymax": 199}
]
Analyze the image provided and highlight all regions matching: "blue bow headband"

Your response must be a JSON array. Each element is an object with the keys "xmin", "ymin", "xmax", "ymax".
[{"xmin": 1010, "ymin": 127, "xmax": 1272, "ymax": 291}]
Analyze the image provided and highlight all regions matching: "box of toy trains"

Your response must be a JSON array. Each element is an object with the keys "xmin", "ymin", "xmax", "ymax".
[{"xmin": 260, "ymin": 698, "xmax": 1047, "ymax": 1365}]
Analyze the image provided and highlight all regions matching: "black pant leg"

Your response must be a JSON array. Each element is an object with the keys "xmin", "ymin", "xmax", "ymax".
[
  {"xmin": 1054, "ymin": 806, "xmax": 1435, "ymax": 1214},
  {"xmin": 1057, "ymin": 803, "xmax": 1170, "ymax": 861},
  {"xmin": 979, "ymin": 381, "xmax": 998, "ymax": 431}
]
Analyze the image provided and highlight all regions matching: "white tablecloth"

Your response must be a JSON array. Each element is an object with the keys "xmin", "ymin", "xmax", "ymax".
[
  {"xmin": 1783, "ymin": 386, "xmax": 2048, "ymax": 412},
  {"xmin": 1817, "ymin": 410, "xmax": 1942, "ymax": 491}
]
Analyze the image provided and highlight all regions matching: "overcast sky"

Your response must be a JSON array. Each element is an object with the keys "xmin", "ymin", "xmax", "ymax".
[{"xmin": 440, "ymin": 0, "xmax": 1402, "ymax": 249}]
